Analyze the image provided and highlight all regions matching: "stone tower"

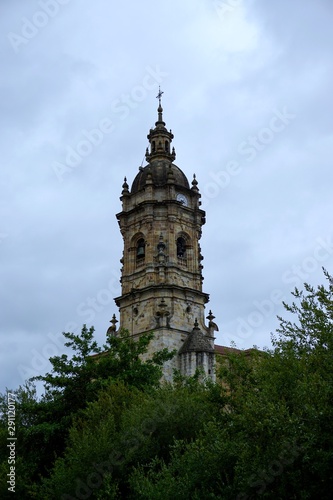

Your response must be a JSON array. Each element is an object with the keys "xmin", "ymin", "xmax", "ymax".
[{"xmin": 112, "ymin": 93, "xmax": 217, "ymax": 380}]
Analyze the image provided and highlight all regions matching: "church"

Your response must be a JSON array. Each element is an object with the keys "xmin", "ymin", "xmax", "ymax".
[{"xmin": 107, "ymin": 90, "xmax": 227, "ymax": 381}]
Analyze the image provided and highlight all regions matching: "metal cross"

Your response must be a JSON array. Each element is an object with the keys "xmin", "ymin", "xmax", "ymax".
[{"xmin": 156, "ymin": 86, "xmax": 164, "ymax": 106}]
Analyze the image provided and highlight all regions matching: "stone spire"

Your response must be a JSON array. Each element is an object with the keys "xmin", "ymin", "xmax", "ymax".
[{"xmin": 145, "ymin": 88, "xmax": 176, "ymax": 162}]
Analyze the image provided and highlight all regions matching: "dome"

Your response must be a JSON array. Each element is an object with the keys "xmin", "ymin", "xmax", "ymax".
[{"xmin": 131, "ymin": 160, "xmax": 190, "ymax": 194}]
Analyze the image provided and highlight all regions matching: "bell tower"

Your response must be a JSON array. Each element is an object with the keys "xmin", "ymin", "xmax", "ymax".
[{"xmin": 113, "ymin": 90, "xmax": 216, "ymax": 380}]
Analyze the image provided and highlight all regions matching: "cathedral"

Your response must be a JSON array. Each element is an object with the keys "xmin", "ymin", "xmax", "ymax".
[{"xmin": 108, "ymin": 91, "xmax": 221, "ymax": 381}]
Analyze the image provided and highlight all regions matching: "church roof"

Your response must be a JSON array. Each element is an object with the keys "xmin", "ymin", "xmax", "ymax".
[
  {"xmin": 179, "ymin": 320, "xmax": 215, "ymax": 354},
  {"xmin": 214, "ymin": 345, "xmax": 260, "ymax": 356},
  {"xmin": 131, "ymin": 160, "xmax": 190, "ymax": 193}
]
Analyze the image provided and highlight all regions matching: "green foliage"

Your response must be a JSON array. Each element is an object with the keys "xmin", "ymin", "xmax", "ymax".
[
  {"xmin": 37, "ymin": 382, "xmax": 134, "ymax": 499},
  {"xmin": 1, "ymin": 271, "xmax": 333, "ymax": 498},
  {"xmin": 129, "ymin": 270, "xmax": 333, "ymax": 499},
  {"xmin": 37, "ymin": 379, "xmax": 218, "ymax": 498},
  {"xmin": 0, "ymin": 382, "xmax": 46, "ymax": 498},
  {"xmin": 0, "ymin": 326, "xmax": 174, "ymax": 498},
  {"xmin": 33, "ymin": 326, "xmax": 173, "ymax": 409}
]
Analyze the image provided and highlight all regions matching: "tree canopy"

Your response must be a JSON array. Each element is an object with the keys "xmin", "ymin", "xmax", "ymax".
[{"xmin": 1, "ymin": 270, "xmax": 333, "ymax": 498}]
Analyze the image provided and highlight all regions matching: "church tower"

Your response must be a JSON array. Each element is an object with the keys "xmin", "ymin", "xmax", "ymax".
[{"xmin": 112, "ymin": 91, "xmax": 217, "ymax": 380}]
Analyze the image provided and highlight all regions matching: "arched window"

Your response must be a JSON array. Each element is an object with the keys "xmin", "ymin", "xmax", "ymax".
[
  {"xmin": 152, "ymin": 141, "xmax": 156, "ymax": 153},
  {"xmin": 136, "ymin": 238, "xmax": 145, "ymax": 260},
  {"xmin": 165, "ymin": 140, "xmax": 169, "ymax": 152},
  {"xmin": 176, "ymin": 237, "xmax": 187, "ymax": 259}
]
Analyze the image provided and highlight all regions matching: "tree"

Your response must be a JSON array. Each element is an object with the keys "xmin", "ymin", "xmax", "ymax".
[
  {"xmin": 37, "ymin": 378, "xmax": 220, "ymax": 499},
  {"xmin": 33, "ymin": 326, "xmax": 175, "ymax": 413},
  {"xmin": 2, "ymin": 271, "xmax": 333, "ymax": 498},
  {"xmin": 129, "ymin": 270, "xmax": 333, "ymax": 499},
  {"xmin": 0, "ymin": 326, "xmax": 175, "ymax": 498},
  {"xmin": 0, "ymin": 382, "xmax": 40, "ymax": 499}
]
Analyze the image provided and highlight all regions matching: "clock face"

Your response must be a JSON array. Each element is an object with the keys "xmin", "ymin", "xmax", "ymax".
[{"xmin": 176, "ymin": 193, "xmax": 188, "ymax": 206}]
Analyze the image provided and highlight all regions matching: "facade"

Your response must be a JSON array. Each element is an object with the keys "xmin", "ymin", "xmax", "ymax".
[{"xmin": 108, "ymin": 95, "xmax": 218, "ymax": 380}]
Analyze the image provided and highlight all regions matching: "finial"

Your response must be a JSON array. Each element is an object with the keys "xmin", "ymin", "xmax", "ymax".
[
  {"xmin": 107, "ymin": 314, "xmax": 119, "ymax": 338},
  {"xmin": 194, "ymin": 318, "xmax": 199, "ymax": 329},
  {"xmin": 122, "ymin": 176, "xmax": 129, "ymax": 194},
  {"xmin": 207, "ymin": 310, "xmax": 215, "ymax": 322},
  {"xmin": 156, "ymin": 86, "xmax": 164, "ymax": 107},
  {"xmin": 110, "ymin": 313, "xmax": 118, "ymax": 329},
  {"xmin": 156, "ymin": 86, "xmax": 165, "ymax": 124},
  {"xmin": 191, "ymin": 173, "xmax": 199, "ymax": 191},
  {"xmin": 207, "ymin": 310, "xmax": 219, "ymax": 332}
]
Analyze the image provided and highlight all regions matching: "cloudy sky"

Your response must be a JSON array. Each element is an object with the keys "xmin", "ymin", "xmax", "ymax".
[{"xmin": 1, "ymin": 0, "xmax": 332, "ymax": 392}]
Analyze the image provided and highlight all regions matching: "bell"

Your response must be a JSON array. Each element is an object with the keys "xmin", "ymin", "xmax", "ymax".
[{"xmin": 137, "ymin": 246, "xmax": 145, "ymax": 257}]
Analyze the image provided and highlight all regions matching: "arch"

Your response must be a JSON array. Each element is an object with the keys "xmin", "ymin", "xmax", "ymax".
[
  {"xmin": 176, "ymin": 232, "xmax": 190, "ymax": 258},
  {"xmin": 176, "ymin": 236, "xmax": 187, "ymax": 258},
  {"xmin": 165, "ymin": 140, "xmax": 169, "ymax": 152},
  {"xmin": 176, "ymin": 232, "xmax": 191, "ymax": 266},
  {"xmin": 131, "ymin": 233, "xmax": 146, "ymax": 268}
]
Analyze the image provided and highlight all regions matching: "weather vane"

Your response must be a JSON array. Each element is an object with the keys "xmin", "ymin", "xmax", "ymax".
[{"xmin": 156, "ymin": 86, "xmax": 164, "ymax": 106}]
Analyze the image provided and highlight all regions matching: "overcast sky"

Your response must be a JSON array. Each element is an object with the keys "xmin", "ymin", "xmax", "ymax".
[{"xmin": 1, "ymin": 0, "xmax": 332, "ymax": 392}]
